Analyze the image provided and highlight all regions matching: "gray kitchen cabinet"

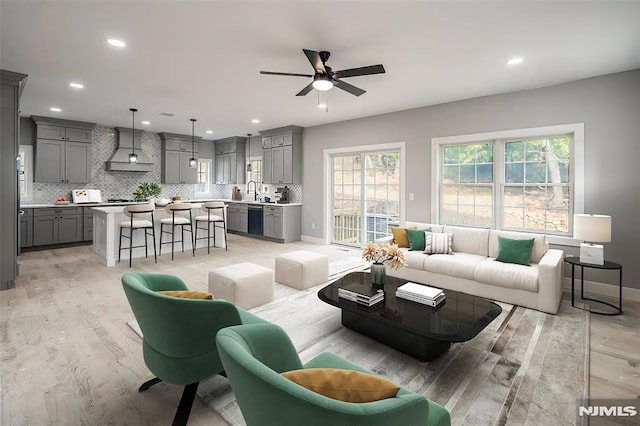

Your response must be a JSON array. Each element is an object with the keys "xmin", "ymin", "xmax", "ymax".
[
  {"xmin": 33, "ymin": 207, "xmax": 83, "ymax": 246},
  {"xmin": 160, "ymin": 133, "xmax": 200, "ymax": 184},
  {"xmin": 263, "ymin": 205, "xmax": 301, "ymax": 243},
  {"xmin": 83, "ymin": 207, "xmax": 93, "ymax": 241},
  {"xmin": 213, "ymin": 137, "xmax": 246, "ymax": 184},
  {"xmin": 32, "ymin": 117, "xmax": 95, "ymax": 183},
  {"xmin": 1, "ymin": 69, "xmax": 27, "ymax": 290},
  {"xmin": 260, "ymin": 126, "xmax": 302, "ymax": 184},
  {"xmin": 227, "ymin": 203, "xmax": 248, "ymax": 233},
  {"xmin": 36, "ymin": 123, "xmax": 92, "ymax": 143},
  {"xmin": 20, "ymin": 209, "xmax": 33, "ymax": 249},
  {"xmin": 35, "ymin": 139, "xmax": 92, "ymax": 183}
]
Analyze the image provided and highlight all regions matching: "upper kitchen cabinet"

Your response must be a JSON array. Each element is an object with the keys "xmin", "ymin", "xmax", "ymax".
[
  {"xmin": 260, "ymin": 125, "xmax": 303, "ymax": 184},
  {"xmin": 213, "ymin": 136, "xmax": 246, "ymax": 184},
  {"xmin": 32, "ymin": 116, "xmax": 95, "ymax": 183},
  {"xmin": 159, "ymin": 133, "xmax": 201, "ymax": 184}
]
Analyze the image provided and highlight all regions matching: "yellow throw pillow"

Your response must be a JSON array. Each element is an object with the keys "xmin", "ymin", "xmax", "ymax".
[
  {"xmin": 390, "ymin": 226, "xmax": 416, "ymax": 248},
  {"xmin": 157, "ymin": 290, "xmax": 214, "ymax": 300},
  {"xmin": 281, "ymin": 368, "xmax": 400, "ymax": 403}
]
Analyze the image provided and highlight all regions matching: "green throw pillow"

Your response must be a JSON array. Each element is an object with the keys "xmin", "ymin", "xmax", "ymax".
[
  {"xmin": 495, "ymin": 236, "xmax": 535, "ymax": 266},
  {"xmin": 405, "ymin": 228, "xmax": 432, "ymax": 251}
]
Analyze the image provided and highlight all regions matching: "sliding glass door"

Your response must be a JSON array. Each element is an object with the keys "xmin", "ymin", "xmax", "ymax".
[{"xmin": 331, "ymin": 150, "xmax": 400, "ymax": 246}]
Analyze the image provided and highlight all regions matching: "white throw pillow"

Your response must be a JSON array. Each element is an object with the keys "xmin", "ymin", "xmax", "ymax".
[{"xmin": 424, "ymin": 232, "xmax": 453, "ymax": 254}]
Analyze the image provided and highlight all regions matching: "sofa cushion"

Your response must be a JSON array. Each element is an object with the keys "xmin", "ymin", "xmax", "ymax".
[
  {"xmin": 496, "ymin": 236, "xmax": 535, "ymax": 266},
  {"xmin": 401, "ymin": 248, "xmax": 430, "ymax": 269},
  {"xmin": 474, "ymin": 258, "xmax": 539, "ymax": 292},
  {"xmin": 405, "ymin": 222, "xmax": 444, "ymax": 233},
  {"xmin": 390, "ymin": 226, "xmax": 416, "ymax": 248},
  {"xmin": 423, "ymin": 252, "xmax": 487, "ymax": 280},
  {"xmin": 443, "ymin": 225, "xmax": 490, "ymax": 256},
  {"xmin": 424, "ymin": 233, "xmax": 453, "ymax": 254},
  {"xmin": 489, "ymin": 230, "xmax": 547, "ymax": 263},
  {"xmin": 405, "ymin": 228, "xmax": 431, "ymax": 251}
]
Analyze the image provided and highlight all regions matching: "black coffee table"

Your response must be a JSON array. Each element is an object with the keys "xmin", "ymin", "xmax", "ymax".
[{"xmin": 318, "ymin": 271, "xmax": 502, "ymax": 361}]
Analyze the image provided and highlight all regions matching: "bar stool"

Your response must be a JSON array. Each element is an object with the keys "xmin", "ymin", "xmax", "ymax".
[
  {"xmin": 118, "ymin": 205, "xmax": 157, "ymax": 268},
  {"xmin": 159, "ymin": 203, "xmax": 195, "ymax": 260},
  {"xmin": 194, "ymin": 201, "xmax": 228, "ymax": 254}
]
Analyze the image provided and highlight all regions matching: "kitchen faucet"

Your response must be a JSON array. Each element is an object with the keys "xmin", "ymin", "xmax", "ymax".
[{"xmin": 246, "ymin": 180, "xmax": 258, "ymax": 201}]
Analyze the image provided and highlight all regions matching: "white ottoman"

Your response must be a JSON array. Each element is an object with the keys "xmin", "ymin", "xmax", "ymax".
[
  {"xmin": 275, "ymin": 250, "xmax": 329, "ymax": 290},
  {"xmin": 208, "ymin": 262, "xmax": 274, "ymax": 309}
]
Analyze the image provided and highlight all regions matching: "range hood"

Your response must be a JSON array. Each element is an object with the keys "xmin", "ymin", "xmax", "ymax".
[{"xmin": 105, "ymin": 127, "xmax": 153, "ymax": 172}]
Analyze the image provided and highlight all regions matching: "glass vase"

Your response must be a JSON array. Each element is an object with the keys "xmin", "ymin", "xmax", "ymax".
[{"xmin": 370, "ymin": 263, "xmax": 387, "ymax": 287}]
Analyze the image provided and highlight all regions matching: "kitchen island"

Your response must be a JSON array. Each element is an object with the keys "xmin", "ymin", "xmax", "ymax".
[{"xmin": 92, "ymin": 202, "xmax": 228, "ymax": 266}]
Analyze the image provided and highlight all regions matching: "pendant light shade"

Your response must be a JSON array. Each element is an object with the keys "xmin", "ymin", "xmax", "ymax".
[
  {"xmin": 189, "ymin": 118, "xmax": 197, "ymax": 168},
  {"xmin": 128, "ymin": 108, "xmax": 138, "ymax": 163},
  {"xmin": 246, "ymin": 133, "xmax": 252, "ymax": 172}
]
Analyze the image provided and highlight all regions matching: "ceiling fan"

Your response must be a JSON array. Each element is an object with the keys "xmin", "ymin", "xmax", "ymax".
[{"xmin": 260, "ymin": 49, "xmax": 385, "ymax": 97}]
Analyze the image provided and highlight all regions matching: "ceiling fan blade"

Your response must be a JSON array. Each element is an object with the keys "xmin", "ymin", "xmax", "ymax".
[
  {"xmin": 333, "ymin": 79, "xmax": 366, "ymax": 96},
  {"xmin": 333, "ymin": 64, "xmax": 386, "ymax": 79},
  {"xmin": 303, "ymin": 49, "xmax": 326, "ymax": 73},
  {"xmin": 260, "ymin": 71, "xmax": 313, "ymax": 77},
  {"xmin": 296, "ymin": 82, "xmax": 314, "ymax": 96}
]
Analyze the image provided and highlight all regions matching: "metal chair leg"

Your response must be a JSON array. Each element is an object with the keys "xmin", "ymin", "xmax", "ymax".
[
  {"xmin": 172, "ymin": 382, "xmax": 199, "ymax": 426},
  {"xmin": 138, "ymin": 377, "xmax": 162, "ymax": 392}
]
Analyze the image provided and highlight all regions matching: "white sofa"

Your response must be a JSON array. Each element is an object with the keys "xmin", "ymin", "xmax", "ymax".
[{"xmin": 377, "ymin": 222, "xmax": 564, "ymax": 314}]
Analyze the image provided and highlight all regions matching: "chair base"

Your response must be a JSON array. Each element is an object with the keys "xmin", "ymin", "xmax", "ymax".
[{"xmin": 137, "ymin": 377, "xmax": 198, "ymax": 426}]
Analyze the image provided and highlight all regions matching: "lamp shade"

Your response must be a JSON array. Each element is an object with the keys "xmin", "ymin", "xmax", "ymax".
[{"xmin": 573, "ymin": 214, "xmax": 611, "ymax": 243}]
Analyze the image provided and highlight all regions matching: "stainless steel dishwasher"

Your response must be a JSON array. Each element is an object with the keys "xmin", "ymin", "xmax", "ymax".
[{"xmin": 247, "ymin": 204, "xmax": 264, "ymax": 236}]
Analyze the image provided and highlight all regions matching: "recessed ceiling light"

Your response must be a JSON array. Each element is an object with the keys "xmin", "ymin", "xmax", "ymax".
[
  {"xmin": 107, "ymin": 38, "xmax": 126, "ymax": 47},
  {"xmin": 318, "ymin": 103, "xmax": 327, "ymax": 109},
  {"xmin": 141, "ymin": 121, "xmax": 150, "ymax": 125},
  {"xmin": 206, "ymin": 130, "xmax": 213, "ymax": 134},
  {"xmin": 507, "ymin": 57, "xmax": 524, "ymax": 65},
  {"xmin": 50, "ymin": 107, "xmax": 62, "ymax": 112},
  {"xmin": 251, "ymin": 119, "xmax": 260, "ymax": 124},
  {"xmin": 69, "ymin": 82, "xmax": 84, "ymax": 89}
]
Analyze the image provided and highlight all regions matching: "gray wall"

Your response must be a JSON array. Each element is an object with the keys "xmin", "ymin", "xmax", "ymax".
[{"xmin": 302, "ymin": 69, "xmax": 640, "ymax": 289}]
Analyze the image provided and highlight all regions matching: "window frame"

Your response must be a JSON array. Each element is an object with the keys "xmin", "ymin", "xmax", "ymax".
[
  {"xmin": 195, "ymin": 158, "xmax": 212, "ymax": 196},
  {"xmin": 431, "ymin": 123, "xmax": 584, "ymax": 239},
  {"xmin": 18, "ymin": 145, "xmax": 33, "ymax": 201}
]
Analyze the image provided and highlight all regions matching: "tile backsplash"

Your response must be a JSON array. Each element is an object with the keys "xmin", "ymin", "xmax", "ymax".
[{"xmin": 28, "ymin": 126, "xmax": 302, "ymax": 204}]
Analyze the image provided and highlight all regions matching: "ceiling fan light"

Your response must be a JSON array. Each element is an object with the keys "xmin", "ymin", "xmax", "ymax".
[{"xmin": 312, "ymin": 77, "xmax": 333, "ymax": 91}]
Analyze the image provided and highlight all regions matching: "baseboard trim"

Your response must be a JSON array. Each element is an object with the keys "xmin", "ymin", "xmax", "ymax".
[
  {"xmin": 563, "ymin": 277, "xmax": 640, "ymax": 303},
  {"xmin": 300, "ymin": 235, "xmax": 325, "ymax": 245}
]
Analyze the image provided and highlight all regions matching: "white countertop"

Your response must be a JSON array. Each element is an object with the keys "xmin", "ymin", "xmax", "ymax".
[{"xmin": 22, "ymin": 199, "xmax": 302, "ymax": 209}]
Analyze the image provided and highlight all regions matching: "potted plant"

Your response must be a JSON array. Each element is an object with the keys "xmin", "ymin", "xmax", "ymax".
[
  {"xmin": 133, "ymin": 182, "xmax": 162, "ymax": 202},
  {"xmin": 362, "ymin": 242, "xmax": 406, "ymax": 285}
]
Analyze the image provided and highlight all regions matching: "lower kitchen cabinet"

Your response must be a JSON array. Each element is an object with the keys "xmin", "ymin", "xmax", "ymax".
[
  {"xmin": 20, "ymin": 209, "xmax": 33, "ymax": 249},
  {"xmin": 263, "ymin": 205, "xmax": 301, "ymax": 243},
  {"xmin": 33, "ymin": 207, "xmax": 83, "ymax": 246},
  {"xmin": 227, "ymin": 203, "xmax": 248, "ymax": 233},
  {"xmin": 83, "ymin": 207, "xmax": 94, "ymax": 241}
]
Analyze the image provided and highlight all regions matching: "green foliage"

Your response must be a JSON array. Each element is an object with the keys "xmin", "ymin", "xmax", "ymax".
[{"xmin": 133, "ymin": 182, "xmax": 162, "ymax": 201}]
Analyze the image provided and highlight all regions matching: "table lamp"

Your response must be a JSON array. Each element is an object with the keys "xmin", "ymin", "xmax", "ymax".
[{"xmin": 573, "ymin": 214, "xmax": 611, "ymax": 265}]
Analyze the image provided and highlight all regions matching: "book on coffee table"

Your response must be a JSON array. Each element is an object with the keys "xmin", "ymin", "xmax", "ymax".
[
  {"xmin": 396, "ymin": 282, "xmax": 446, "ymax": 307},
  {"xmin": 338, "ymin": 282, "xmax": 384, "ymax": 306}
]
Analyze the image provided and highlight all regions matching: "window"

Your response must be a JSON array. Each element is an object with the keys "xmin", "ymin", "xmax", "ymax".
[
  {"xmin": 432, "ymin": 124, "xmax": 584, "ymax": 235},
  {"xmin": 196, "ymin": 158, "xmax": 212, "ymax": 195},
  {"xmin": 331, "ymin": 150, "xmax": 401, "ymax": 245},
  {"xmin": 18, "ymin": 145, "xmax": 33, "ymax": 201}
]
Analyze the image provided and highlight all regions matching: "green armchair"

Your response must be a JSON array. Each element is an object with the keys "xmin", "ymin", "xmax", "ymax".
[
  {"xmin": 216, "ymin": 323, "xmax": 451, "ymax": 426},
  {"xmin": 121, "ymin": 272, "xmax": 266, "ymax": 425}
]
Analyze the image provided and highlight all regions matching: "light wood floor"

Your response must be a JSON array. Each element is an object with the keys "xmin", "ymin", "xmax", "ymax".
[{"xmin": 2, "ymin": 234, "xmax": 638, "ymax": 425}]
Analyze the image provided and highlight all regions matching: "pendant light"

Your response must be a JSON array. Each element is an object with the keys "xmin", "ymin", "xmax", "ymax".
[
  {"xmin": 189, "ymin": 118, "xmax": 197, "ymax": 168},
  {"xmin": 128, "ymin": 108, "xmax": 138, "ymax": 163},
  {"xmin": 246, "ymin": 133, "xmax": 252, "ymax": 172}
]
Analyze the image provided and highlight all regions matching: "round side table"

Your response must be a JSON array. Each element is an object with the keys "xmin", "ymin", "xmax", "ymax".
[{"xmin": 564, "ymin": 256, "xmax": 622, "ymax": 315}]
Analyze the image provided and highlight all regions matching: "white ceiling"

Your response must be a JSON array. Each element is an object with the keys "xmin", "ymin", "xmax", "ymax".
[{"xmin": 1, "ymin": 1, "xmax": 639, "ymax": 139}]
